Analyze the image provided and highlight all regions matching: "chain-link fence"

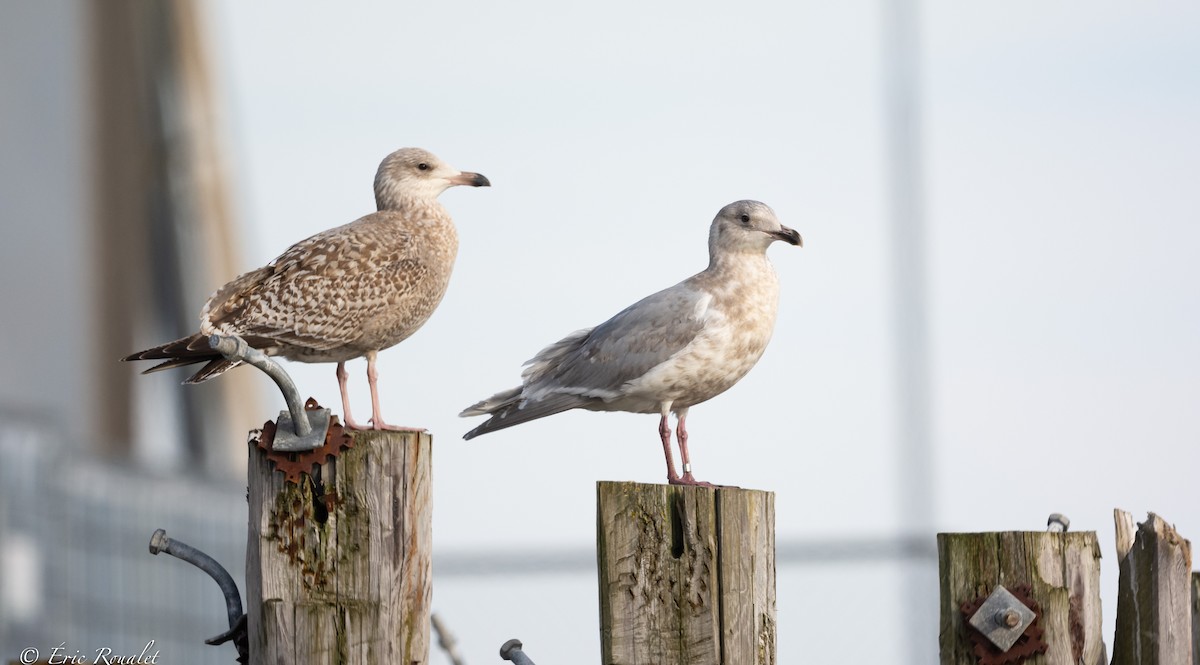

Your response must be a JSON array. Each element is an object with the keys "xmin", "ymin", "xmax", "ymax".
[{"xmin": 0, "ymin": 411, "xmax": 247, "ymax": 664}]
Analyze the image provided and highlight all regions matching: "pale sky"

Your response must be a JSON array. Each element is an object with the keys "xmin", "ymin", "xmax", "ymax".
[{"xmin": 201, "ymin": 2, "xmax": 1199, "ymax": 662}]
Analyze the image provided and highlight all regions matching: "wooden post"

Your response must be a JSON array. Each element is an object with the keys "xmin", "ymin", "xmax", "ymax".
[
  {"xmin": 937, "ymin": 529, "xmax": 1105, "ymax": 665},
  {"xmin": 1191, "ymin": 572, "xmax": 1200, "ymax": 665},
  {"xmin": 246, "ymin": 429, "xmax": 432, "ymax": 664},
  {"xmin": 596, "ymin": 481, "xmax": 776, "ymax": 665},
  {"xmin": 1110, "ymin": 510, "xmax": 1194, "ymax": 665}
]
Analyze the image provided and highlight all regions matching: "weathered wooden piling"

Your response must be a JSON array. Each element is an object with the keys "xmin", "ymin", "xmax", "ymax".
[
  {"xmin": 246, "ymin": 427, "xmax": 432, "ymax": 664},
  {"xmin": 1110, "ymin": 510, "xmax": 1194, "ymax": 665},
  {"xmin": 596, "ymin": 481, "xmax": 776, "ymax": 665},
  {"xmin": 937, "ymin": 528, "xmax": 1105, "ymax": 664},
  {"xmin": 1191, "ymin": 571, "xmax": 1200, "ymax": 665}
]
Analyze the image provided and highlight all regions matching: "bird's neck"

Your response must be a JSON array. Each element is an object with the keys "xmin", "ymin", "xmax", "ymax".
[
  {"xmin": 705, "ymin": 248, "xmax": 772, "ymax": 275},
  {"xmin": 375, "ymin": 175, "xmax": 451, "ymax": 211},
  {"xmin": 376, "ymin": 193, "xmax": 446, "ymax": 216},
  {"xmin": 695, "ymin": 251, "xmax": 778, "ymax": 302}
]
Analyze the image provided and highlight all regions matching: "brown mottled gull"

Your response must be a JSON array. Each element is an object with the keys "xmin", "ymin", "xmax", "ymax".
[
  {"xmin": 124, "ymin": 147, "xmax": 490, "ymax": 430},
  {"xmin": 461, "ymin": 200, "xmax": 801, "ymax": 485}
]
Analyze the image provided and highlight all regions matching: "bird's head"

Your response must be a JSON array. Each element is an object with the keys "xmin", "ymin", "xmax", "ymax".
[
  {"xmin": 374, "ymin": 147, "xmax": 491, "ymax": 210},
  {"xmin": 708, "ymin": 200, "xmax": 802, "ymax": 257}
]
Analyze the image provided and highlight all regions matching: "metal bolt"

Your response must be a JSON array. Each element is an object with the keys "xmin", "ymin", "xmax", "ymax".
[
  {"xmin": 148, "ymin": 528, "xmax": 168, "ymax": 555},
  {"xmin": 1047, "ymin": 513, "xmax": 1070, "ymax": 532},
  {"xmin": 996, "ymin": 608, "xmax": 1021, "ymax": 628},
  {"xmin": 500, "ymin": 638, "xmax": 536, "ymax": 665}
]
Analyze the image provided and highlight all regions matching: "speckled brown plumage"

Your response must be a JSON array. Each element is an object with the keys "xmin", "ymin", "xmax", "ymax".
[{"xmin": 124, "ymin": 147, "xmax": 490, "ymax": 430}]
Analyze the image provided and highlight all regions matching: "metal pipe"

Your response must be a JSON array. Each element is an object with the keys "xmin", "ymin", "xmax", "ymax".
[
  {"xmin": 208, "ymin": 333, "xmax": 310, "ymax": 436},
  {"xmin": 148, "ymin": 529, "xmax": 245, "ymax": 649}
]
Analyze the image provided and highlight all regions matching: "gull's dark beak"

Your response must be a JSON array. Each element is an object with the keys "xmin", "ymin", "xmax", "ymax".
[
  {"xmin": 449, "ymin": 171, "xmax": 491, "ymax": 187},
  {"xmin": 770, "ymin": 225, "xmax": 803, "ymax": 247}
]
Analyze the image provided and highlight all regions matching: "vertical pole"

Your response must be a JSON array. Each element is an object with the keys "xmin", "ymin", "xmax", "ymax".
[
  {"xmin": 1191, "ymin": 571, "xmax": 1199, "ymax": 665},
  {"xmin": 1111, "ymin": 510, "xmax": 1194, "ymax": 665},
  {"xmin": 246, "ymin": 429, "xmax": 432, "ymax": 664},
  {"xmin": 880, "ymin": 0, "xmax": 936, "ymax": 662},
  {"xmin": 596, "ymin": 481, "xmax": 776, "ymax": 665},
  {"xmin": 91, "ymin": 0, "xmax": 259, "ymax": 469}
]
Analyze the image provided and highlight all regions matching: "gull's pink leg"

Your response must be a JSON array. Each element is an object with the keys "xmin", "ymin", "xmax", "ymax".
[
  {"xmin": 672, "ymin": 408, "xmax": 715, "ymax": 487},
  {"xmin": 659, "ymin": 409, "xmax": 681, "ymax": 484},
  {"xmin": 366, "ymin": 351, "xmax": 425, "ymax": 432},
  {"xmin": 337, "ymin": 361, "xmax": 369, "ymax": 430}
]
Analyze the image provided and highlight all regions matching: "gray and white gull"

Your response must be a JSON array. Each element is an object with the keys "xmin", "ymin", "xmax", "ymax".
[
  {"xmin": 461, "ymin": 200, "xmax": 801, "ymax": 486},
  {"xmin": 124, "ymin": 147, "xmax": 490, "ymax": 431}
]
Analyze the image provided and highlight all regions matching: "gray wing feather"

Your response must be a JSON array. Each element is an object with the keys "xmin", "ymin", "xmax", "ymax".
[
  {"xmin": 459, "ymin": 283, "xmax": 707, "ymax": 440},
  {"xmin": 524, "ymin": 283, "xmax": 707, "ymax": 398}
]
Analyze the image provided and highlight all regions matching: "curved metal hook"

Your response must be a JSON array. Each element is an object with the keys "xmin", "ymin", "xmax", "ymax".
[
  {"xmin": 149, "ymin": 529, "xmax": 247, "ymax": 663},
  {"xmin": 208, "ymin": 333, "xmax": 328, "ymax": 451}
]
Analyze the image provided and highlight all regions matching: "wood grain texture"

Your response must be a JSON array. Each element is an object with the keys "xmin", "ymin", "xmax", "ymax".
[
  {"xmin": 247, "ymin": 430, "xmax": 432, "ymax": 665},
  {"xmin": 1191, "ymin": 572, "xmax": 1199, "ymax": 665},
  {"xmin": 937, "ymin": 531, "xmax": 1105, "ymax": 665},
  {"xmin": 1110, "ymin": 510, "xmax": 1194, "ymax": 665},
  {"xmin": 717, "ymin": 489, "xmax": 776, "ymax": 665},
  {"xmin": 596, "ymin": 481, "xmax": 776, "ymax": 665}
]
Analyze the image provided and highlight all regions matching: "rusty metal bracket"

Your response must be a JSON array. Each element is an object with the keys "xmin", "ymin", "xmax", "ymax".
[
  {"xmin": 209, "ymin": 333, "xmax": 328, "ymax": 451},
  {"xmin": 960, "ymin": 583, "xmax": 1048, "ymax": 665},
  {"xmin": 251, "ymin": 398, "xmax": 354, "ymax": 483},
  {"xmin": 968, "ymin": 585, "xmax": 1035, "ymax": 651}
]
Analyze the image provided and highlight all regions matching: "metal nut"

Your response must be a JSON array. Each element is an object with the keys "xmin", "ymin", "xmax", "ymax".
[{"xmin": 967, "ymin": 585, "xmax": 1036, "ymax": 652}]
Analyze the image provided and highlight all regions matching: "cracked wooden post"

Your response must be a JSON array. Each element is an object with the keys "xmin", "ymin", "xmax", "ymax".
[
  {"xmin": 1192, "ymin": 571, "xmax": 1200, "ymax": 665},
  {"xmin": 596, "ymin": 481, "xmax": 776, "ymax": 665},
  {"xmin": 246, "ymin": 427, "xmax": 432, "ymax": 664},
  {"xmin": 1110, "ymin": 510, "xmax": 1194, "ymax": 665},
  {"xmin": 937, "ymin": 527, "xmax": 1106, "ymax": 665}
]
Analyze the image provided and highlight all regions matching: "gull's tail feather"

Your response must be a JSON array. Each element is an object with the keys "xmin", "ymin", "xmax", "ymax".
[
  {"xmin": 459, "ymin": 386, "xmax": 523, "ymax": 418},
  {"xmin": 123, "ymin": 333, "xmax": 214, "ymax": 363},
  {"xmin": 123, "ymin": 333, "xmax": 224, "ymax": 382},
  {"xmin": 123, "ymin": 333, "xmax": 261, "ymax": 384},
  {"xmin": 461, "ymin": 389, "xmax": 588, "ymax": 440},
  {"xmin": 183, "ymin": 358, "xmax": 243, "ymax": 384}
]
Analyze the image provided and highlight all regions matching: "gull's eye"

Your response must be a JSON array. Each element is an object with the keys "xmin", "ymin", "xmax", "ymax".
[
  {"xmin": 417, "ymin": 163, "xmax": 430, "ymax": 171},
  {"xmin": 739, "ymin": 214, "xmax": 751, "ymax": 225}
]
